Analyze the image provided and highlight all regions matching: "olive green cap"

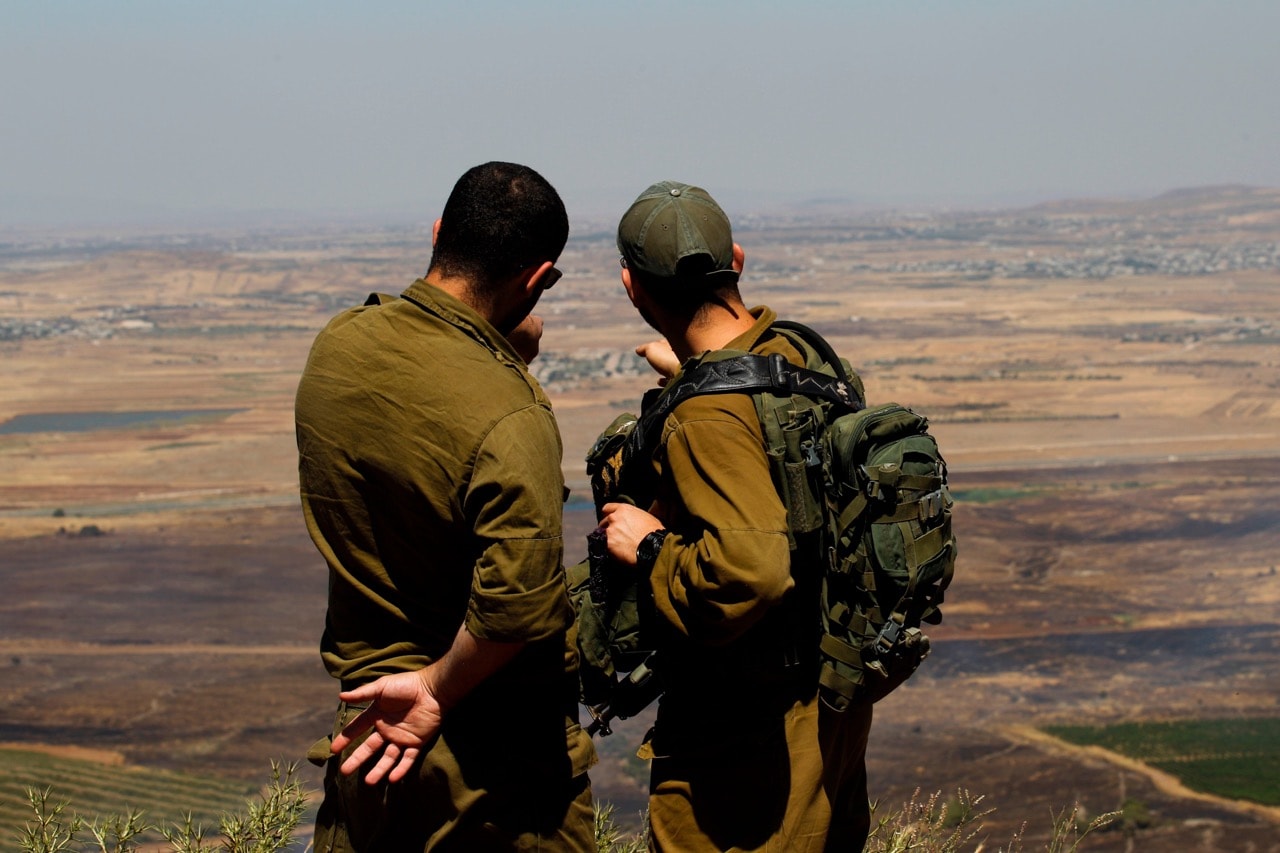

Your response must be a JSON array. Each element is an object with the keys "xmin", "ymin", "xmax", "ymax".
[{"xmin": 617, "ymin": 181, "xmax": 738, "ymax": 284}]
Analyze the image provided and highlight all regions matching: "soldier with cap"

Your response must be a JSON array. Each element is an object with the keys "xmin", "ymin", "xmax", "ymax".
[{"xmin": 595, "ymin": 181, "xmax": 876, "ymax": 851}]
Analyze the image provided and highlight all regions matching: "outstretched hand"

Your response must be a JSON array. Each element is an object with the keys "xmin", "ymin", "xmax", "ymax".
[
  {"xmin": 635, "ymin": 339, "xmax": 680, "ymax": 385},
  {"xmin": 332, "ymin": 670, "xmax": 444, "ymax": 785}
]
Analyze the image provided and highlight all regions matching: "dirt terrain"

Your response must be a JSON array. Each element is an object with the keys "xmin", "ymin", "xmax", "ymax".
[{"xmin": 1, "ymin": 186, "xmax": 1278, "ymax": 850}]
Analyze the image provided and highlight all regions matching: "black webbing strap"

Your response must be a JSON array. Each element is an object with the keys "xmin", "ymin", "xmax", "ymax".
[
  {"xmin": 626, "ymin": 324, "xmax": 865, "ymax": 460},
  {"xmin": 626, "ymin": 353, "xmax": 860, "ymax": 458}
]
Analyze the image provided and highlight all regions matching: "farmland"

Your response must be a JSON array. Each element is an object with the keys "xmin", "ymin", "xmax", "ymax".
[
  {"xmin": 0, "ymin": 746, "xmax": 258, "ymax": 853},
  {"xmin": 1, "ymin": 185, "xmax": 1278, "ymax": 850},
  {"xmin": 1044, "ymin": 718, "xmax": 1280, "ymax": 807}
]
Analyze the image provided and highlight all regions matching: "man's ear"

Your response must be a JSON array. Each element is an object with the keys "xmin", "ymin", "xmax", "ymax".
[
  {"xmin": 431, "ymin": 219, "xmax": 443, "ymax": 247},
  {"xmin": 732, "ymin": 242, "xmax": 745, "ymax": 274},
  {"xmin": 621, "ymin": 266, "xmax": 638, "ymax": 306},
  {"xmin": 522, "ymin": 261, "xmax": 556, "ymax": 297}
]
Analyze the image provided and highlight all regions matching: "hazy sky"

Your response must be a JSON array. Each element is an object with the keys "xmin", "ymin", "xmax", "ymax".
[{"xmin": 3, "ymin": 0, "xmax": 1277, "ymax": 226}]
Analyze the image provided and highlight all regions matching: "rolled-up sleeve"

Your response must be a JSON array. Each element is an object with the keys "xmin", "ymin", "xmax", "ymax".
[
  {"xmin": 464, "ymin": 404, "xmax": 570, "ymax": 643},
  {"xmin": 650, "ymin": 406, "xmax": 793, "ymax": 646}
]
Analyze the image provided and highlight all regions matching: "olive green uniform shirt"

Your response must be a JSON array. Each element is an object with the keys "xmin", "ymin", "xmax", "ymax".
[
  {"xmin": 649, "ymin": 306, "xmax": 800, "ymax": 657},
  {"xmin": 297, "ymin": 280, "xmax": 573, "ymax": 684},
  {"xmin": 296, "ymin": 281, "xmax": 594, "ymax": 849},
  {"xmin": 641, "ymin": 305, "xmax": 873, "ymax": 852}
]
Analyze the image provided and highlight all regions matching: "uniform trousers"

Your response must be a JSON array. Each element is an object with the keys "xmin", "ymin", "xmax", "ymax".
[
  {"xmin": 313, "ymin": 702, "xmax": 595, "ymax": 853},
  {"xmin": 647, "ymin": 693, "xmax": 873, "ymax": 853}
]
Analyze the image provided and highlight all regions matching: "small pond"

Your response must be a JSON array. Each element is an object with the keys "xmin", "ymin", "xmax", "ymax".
[{"xmin": 0, "ymin": 409, "xmax": 246, "ymax": 435}]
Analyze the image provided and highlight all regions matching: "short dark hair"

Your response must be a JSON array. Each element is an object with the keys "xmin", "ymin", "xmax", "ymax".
[
  {"xmin": 629, "ymin": 264, "xmax": 742, "ymax": 317},
  {"xmin": 429, "ymin": 162, "xmax": 568, "ymax": 290}
]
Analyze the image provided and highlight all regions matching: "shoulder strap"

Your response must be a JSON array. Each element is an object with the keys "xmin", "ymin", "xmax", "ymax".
[
  {"xmin": 626, "ymin": 323, "xmax": 864, "ymax": 459},
  {"xmin": 770, "ymin": 320, "xmax": 855, "ymax": 383}
]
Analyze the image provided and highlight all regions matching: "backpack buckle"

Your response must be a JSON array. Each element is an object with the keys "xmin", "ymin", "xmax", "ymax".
[
  {"xmin": 801, "ymin": 438, "xmax": 822, "ymax": 469},
  {"xmin": 873, "ymin": 618, "xmax": 903, "ymax": 656},
  {"xmin": 767, "ymin": 353, "xmax": 791, "ymax": 387},
  {"xmin": 920, "ymin": 489, "xmax": 945, "ymax": 522},
  {"xmin": 860, "ymin": 463, "xmax": 899, "ymax": 502}
]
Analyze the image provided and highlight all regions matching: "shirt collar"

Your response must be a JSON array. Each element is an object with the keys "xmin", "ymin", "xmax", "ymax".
[
  {"xmin": 722, "ymin": 305, "xmax": 778, "ymax": 353},
  {"xmin": 400, "ymin": 278, "xmax": 523, "ymax": 363}
]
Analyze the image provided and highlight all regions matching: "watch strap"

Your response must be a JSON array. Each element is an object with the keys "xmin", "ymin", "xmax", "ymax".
[{"xmin": 636, "ymin": 529, "xmax": 669, "ymax": 572}]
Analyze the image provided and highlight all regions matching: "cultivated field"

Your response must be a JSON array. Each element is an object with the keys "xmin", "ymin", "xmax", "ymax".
[
  {"xmin": 1, "ymin": 186, "xmax": 1278, "ymax": 850},
  {"xmin": 0, "ymin": 746, "xmax": 258, "ymax": 853},
  {"xmin": 1044, "ymin": 718, "xmax": 1280, "ymax": 809}
]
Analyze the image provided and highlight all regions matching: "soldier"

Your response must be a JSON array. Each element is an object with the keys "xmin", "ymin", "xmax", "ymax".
[
  {"xmin": 295, "ymin": 162, "xmax": 595, "ymax": 851},
  {"xmin": 595, "ymin": 181, "xmax": 875, "ymax": 851}
]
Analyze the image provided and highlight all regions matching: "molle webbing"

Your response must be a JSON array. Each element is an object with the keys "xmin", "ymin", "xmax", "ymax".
[{"xmin": 596, "ymin": 320, "xmax": 955, "ymax": 714}]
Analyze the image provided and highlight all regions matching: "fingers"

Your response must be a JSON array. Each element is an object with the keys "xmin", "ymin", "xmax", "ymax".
[
  {"xmin": 635, "ymin": 339, "xmax": 679, "ymax": 379},
  {"xmin": 600, "ymin": 502, "xmax": 659, "ymax": 529},
  {"xmin": 337, "ymin": 682, "xmax": 378, "ymax": 705},
  {"xmin": 386, "ymin": 747, "xmax": 422, "ymax": 784},
  {"xmin": 336, "ymin": 718, "xmax": 426, "ymax": 782},
  {"xmin": 597, "ymin": 503, "xmax": 668, "ymax": 566},
  {"xmin": 339, "ymin": 728, "xmax": 385, "ymax": 777},
  {"xmin": 331, "ymin": 703, "xmax": 380, "ymax": 754},
  {"xmin": 356, "ymin": 740, "xmax": 421, "ymax": 786},
  {"xmin": 363, "ymin": 740, "xmax": 401, "ymax": 786},
  {"xmin": 329, "ymin": 673, "xmax": 435, "ymax": 784}
]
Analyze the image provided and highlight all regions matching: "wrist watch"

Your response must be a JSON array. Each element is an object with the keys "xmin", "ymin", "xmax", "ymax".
[{"xmin": 635, "ymin": 529, "xmax": 669, "ymax": 572}]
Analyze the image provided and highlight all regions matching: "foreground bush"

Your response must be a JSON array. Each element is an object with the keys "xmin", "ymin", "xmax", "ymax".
[
  {"xmin": 592, "ymin": 789, "xmax": 1118, "ymax": 853},
  {"xmin": 861, "ymin": 789, "xmax": 1118, "ymax": 853},
  {"xmin": 15, "ymin": 762, "xmax": 307, "ymax": 853},
  {"xmin": 15, "ymin": 765, "xmax": 1116, "ymax": 853}
]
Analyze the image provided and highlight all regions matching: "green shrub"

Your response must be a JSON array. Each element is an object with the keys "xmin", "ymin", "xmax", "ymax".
[
  {"xmin": 13, "ymin": 763, "xmax": 306, "ymax": 853},
  {"xmin": 13, "ymin": 767, "xmax": 1122, "ymax": 853}
]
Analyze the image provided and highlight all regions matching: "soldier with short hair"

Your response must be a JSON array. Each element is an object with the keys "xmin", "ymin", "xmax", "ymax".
[{"xmin": 296, "ymin": 161, "xmax": 595, "ymax": 852}]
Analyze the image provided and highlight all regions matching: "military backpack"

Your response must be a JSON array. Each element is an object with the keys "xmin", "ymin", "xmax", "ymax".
[{"xmin": 570, "ymin": 321, "xmax": 957, "ymax": 732}]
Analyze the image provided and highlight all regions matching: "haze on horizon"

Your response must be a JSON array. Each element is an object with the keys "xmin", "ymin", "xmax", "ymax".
[{"xmin": 2, "ymin": 0, "xmax": 1277, "ymax": 228}]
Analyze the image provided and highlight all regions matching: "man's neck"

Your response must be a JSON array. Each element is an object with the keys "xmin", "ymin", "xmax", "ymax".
[
  {"xmin": 668, "ymin": 300, "xmax": 757, "ymax": 361},
  {"xmin": 425, "ymin": 272, "xmax": 493, "ymax": 320}
]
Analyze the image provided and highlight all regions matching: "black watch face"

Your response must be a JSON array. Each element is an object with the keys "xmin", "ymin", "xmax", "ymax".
[{"xmin": 638, "ymin": 530, "xmax": 666, "ymax": 568}]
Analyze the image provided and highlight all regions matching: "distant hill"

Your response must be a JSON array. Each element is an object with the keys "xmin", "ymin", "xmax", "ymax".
[{"xmin": 1026, "ymin": 184, "xmax": 1280, "ymax": 221}]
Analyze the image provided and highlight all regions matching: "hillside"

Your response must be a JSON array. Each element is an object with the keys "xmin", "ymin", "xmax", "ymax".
[{"xmin": 1, "ymin": 185, "xmax": 1278, "ymax": 850}]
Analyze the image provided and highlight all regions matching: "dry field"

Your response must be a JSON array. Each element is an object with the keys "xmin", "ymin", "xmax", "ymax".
[{"xmin": 1, "ymin": 186, "xmax": 1278, "ymax": 850}]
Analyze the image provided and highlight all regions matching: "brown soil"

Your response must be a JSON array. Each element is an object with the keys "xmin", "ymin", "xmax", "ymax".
[
  {"xmin": 0, "ymin": 742, "xmax": 125, "ymax": 766},
  {"xmin": 3, "ymin": 188, "xmax": 1278, "ymax": 850}
]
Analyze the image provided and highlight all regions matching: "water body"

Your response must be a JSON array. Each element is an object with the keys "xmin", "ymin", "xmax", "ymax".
[{"xmin": 0, "ymin": 409, "xmax": 246, "ymax": 435}]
